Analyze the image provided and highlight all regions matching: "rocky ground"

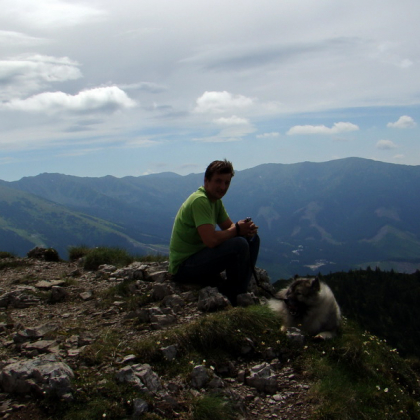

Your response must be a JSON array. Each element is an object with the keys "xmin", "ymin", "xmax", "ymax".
[{"xmin": 0, "ymin": 256, "xmax": 315, "ymax": 420}]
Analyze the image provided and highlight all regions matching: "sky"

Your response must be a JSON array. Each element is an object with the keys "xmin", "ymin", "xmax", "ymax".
[{"xmin": 0, "ymin": 0, "xmax": 419, "ymax": 181}]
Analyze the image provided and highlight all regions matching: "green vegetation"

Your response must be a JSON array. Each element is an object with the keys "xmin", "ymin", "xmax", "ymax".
[
  {"xmin": 78, "ymin": 246, "xmax": 135, "ymax": 270},
  {"xmin": 43, "ymin": 305, "xmax": 420, "ymax": 420},
  {"xmin": 68, "ymin": 245, "xmax": 167, "ymax": 270},
  {"xmin": 0, "ymin": 251, "xmax": 15, "ymax": 259},
  {"xmin": 301, "ymin": 319, "xmax": 420, "ymax": 419},
  {"xmin": 321, "ymin": 268, "xmax": 420, "ymax": 358},
  {"xmin": 0, "ymin": 258, "xmax": 31, "ymax": 271},
  {"xmin": 191, "ymin": 394, "xmax": 236, "ymax": 420},
  {"xmin": 132, "ymin": 305, "xmax": 286, "ymax": 371},
  {"xmin": 67, "ymin": 245, "xmax": 92, "ymax": 261}
]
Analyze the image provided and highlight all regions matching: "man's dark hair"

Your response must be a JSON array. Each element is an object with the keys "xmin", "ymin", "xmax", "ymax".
[{"xmin": 204, "ymin": 159, "xmax": 235, "ymax": 181}]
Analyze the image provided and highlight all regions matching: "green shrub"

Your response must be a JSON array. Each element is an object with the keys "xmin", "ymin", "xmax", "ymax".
[
  {"xmin": 67, "ymin": 245, "xmax": 91, "ymax": 261},
  {"xmin": 192, "ymin": 394, "xmax": 236, "ymax": 420},
  {"xmin": 0, "ymin": 251, "xmax": 15, "ymax": 259},
  {"xmin": 82, "ymin": 247, "xmax": 134, "ymax": 270},
  {"xmin": 44, "ymin": 248, "xmax": 60, "ymax": 262}
]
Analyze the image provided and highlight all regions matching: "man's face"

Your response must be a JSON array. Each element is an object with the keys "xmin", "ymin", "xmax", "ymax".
[{"xmin": 204, "ymin": 172, "xmax": 232, "ymax": 202}]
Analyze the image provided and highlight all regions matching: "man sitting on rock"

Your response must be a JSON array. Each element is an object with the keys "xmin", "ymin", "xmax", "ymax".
[{"xmin": 169, "ymin": 159, "xmax": 260, "ymax": 306}]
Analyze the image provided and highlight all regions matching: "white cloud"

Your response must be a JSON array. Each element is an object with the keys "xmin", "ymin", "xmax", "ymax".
[
  {"xmin": 0, "ymin": 55, "xmax": 82, "ymax": 100},
  {"xmin": 192, "ymin": 136, "xmax": 242, "ymax": 143},
  {"xmin": 376, "ymin": 140, "xmax": 398, "ymax": 150},
  {"xmin": 2, "ymin": 87, "xmax": 137, "ymax": 114},
  {"xmin": 124, "ymin": 138, "xmax": 160, "ymax": 148},
  {"xmin": 213, "ymin": 115, "xmax": 249, "ymax": 125},
  {"xmin": 118, "ymin": 82, "xmax": 167, "ymax": 93},
  {"xmin": 387, "ymin": 115, "xmax": 417, "ymax": 129},
  {"xmin": 287, "ymin": 122, "xmax": 359, "ymax": 135},
  {"xmin": 4, "ymin": 0, "xmax": 107, "ymax": 29},
  {"xmin": 256, "ymin": 132, "xmax": 280, "ymax": 138},
  {"xmin": 0, "ymin": 30, "xmax": 47, "ymax": 46},
  {"xmin": 193, "ymin": 114, "xmax": 255, "ymax": 142},
  {"xmin": 194, "ymin": 91, "xmax": 254, "ymax": 114}
]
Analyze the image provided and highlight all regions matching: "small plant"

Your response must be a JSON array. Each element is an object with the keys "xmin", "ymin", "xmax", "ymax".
[
  {"xmin": 82, "ymin": 246, "xmax": 134, "ymax": 270},
  {"xmin": 192, "ymin": 394, "xmax": 236, "ymax": 420},
  {"xmin": 67, "ymin": 245, "xmax": 91, "ymax": 261},
  {"xmin": 99, "ymin": 279, "xmax": 153, "ymax": 310},
  {"xmin": 0, "ymin": 251, "xmax": 15, "ymax": 259},
  {"xmin": 79, "ymin": 329, "xmax": 127, "ymax": 366}
]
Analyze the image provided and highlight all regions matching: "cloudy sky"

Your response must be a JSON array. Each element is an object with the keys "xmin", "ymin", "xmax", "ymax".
[{"xmin": 1, "ymin": 0, "xmax": 419, "ymax": 181}]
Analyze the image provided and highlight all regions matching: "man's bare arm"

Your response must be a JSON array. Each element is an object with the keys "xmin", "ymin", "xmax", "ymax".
[
  {"xmin": 197, "ymin": 218, "xmax": 258, "ymax": 248},
  {"xmin": 197, "ymin": 222, "xmax": 236, "ymax": 248}
]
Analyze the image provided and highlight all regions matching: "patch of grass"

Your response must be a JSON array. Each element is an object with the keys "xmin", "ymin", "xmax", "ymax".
[
  {"xmin": 67, "ymin": 245, "xmax": 91, "ymax": 262},
  {"xmin": 45, "ymin": 371, "xmax": 141, "ymax": 420},
  {"xmin": 79, "ymin": 329, "xmax": 128, "ymax": 366},
  {"xmin": 132, "ymin": 305, "xmax": 287, "ymax": 376},
  {"xmin": 68, "ymin": 245, "xmax": 168, "ymax": 267},
  {"xmin": 0, "ymin": 258, "xmax": 32, "ymax": 271},
  {"xmin": 298, "ymin": 319, "xmax": 420, "ymax": 419},
  {"xmin": 192, "ymin": 394, "xmax": 236, "ymax": 420},
  {"xmin": 11, "ymin": 273, "xmax": 40, "ymax": 285},
  {"xmin": 82, "ymin": 247, "xmax": 134, "ymax": 271},
  {"xmin": 0, "ymin": 251, "xmax": 16, "ymax": 259},
  {"xmin": 98, "ymin": 278, "xmax": 154, "ymax": 310}
]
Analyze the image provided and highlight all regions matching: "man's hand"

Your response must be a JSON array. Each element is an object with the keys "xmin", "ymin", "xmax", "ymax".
[{"xmin": 237, "ymin": 218, "xmax": 258, "ymax": 237}]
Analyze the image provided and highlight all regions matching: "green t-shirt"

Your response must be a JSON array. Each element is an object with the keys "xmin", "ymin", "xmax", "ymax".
[{"xmin": 168, "ymin": 186, "xmax": 229, "ymax": 274}]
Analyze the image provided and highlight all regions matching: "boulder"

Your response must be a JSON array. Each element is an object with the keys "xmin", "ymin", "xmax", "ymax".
[{"xmin": 0, "ymin": 354, "xmax": 74, "ymax": 399}]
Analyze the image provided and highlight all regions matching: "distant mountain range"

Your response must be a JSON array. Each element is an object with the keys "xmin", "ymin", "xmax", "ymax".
[{"xmin": 1, "ymin": 157, "xmax": 419, "ymax": 280}]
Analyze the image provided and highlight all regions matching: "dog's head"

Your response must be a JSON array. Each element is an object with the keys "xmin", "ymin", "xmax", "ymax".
[{"xmin": 281, "ymin": 277, "xmax": 321, "ymax": 317}]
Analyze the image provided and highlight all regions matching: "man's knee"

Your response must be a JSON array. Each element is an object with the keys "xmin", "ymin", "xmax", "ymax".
[{"xmin": 228, "ymin": 236, "xmax": 250, "ymax": 257}]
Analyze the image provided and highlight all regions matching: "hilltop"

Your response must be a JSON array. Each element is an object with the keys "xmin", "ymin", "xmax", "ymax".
[{"xmin": 1, "ymin": 250, "xmax": 419, "ymax": 419}]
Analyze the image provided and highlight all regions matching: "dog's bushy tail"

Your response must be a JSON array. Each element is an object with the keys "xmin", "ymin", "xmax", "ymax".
[{"xmin": 267, "ymin": 298, "xmax": 283, "ymax": 313}]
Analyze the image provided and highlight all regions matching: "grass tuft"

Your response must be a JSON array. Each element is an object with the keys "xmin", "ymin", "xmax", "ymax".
[
  {"xmin": 192, "ymin": 394, "xmax": 236, "ymax": 420},
  {"xmin": 82, "ymin": 246, "xmax": 134, "ymax": 271}
]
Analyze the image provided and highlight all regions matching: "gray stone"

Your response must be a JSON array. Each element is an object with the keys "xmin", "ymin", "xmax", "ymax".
[
  {"xmin": 132, "ymin": 398, "xmax": 148, "ymax": 419},
  {"xmin": 150, "ymin": 313, "xmax": 177, "ymax": 330},
  {"xmin": 197, "ymin": 287, "xmax": 230, "ymax": 312},
  {"xmin": 115, "ymin": 364, "xmax": 162, "ymax": 394},
  {"xmin": 21, "ymin": 340, "xmax": 60, "ymax": 355},
  {"xmin": 161, "ymin": 294, "xmax": 185, "ymax": 312},
  {"xmin": 286, "ymin": 327, "xmax": 305, "ymax": 346},
  {"xmin": 245, "ymin": 362, "xmax": 278, "ymax": 394},
  {"xmin": 50, "ymin": 286, "xmax": 68, "ymax": 303},
  {"xmin": 190, "ymin": 365, "xmax": 210, "ymax": 389},
  {"xmin": 237, "ymin": 292, "xmax": 260, "ymax": 307},
  {"xmin": 151, "ymin": 283, "xmax": 174, "ymax": 300},
  {"xmin": 161, "ymin": 345, "xmax": 177, "ymax": 361},
  {"xmin": 146, "ymin": 271, "xmax": 167, "ymax": 283},
  {"xmin": 14, "ymin": 323, "xmax": 58, "ymax": 344},
  {"xmin": 79, "ymin": 291, "xmax": 93, "ymax": 301},
  {"xmin": 0, "ymin": 291, "xmax": 41, "ymax": 309},
  {"xmin": 0, "ymin": 354, "xmax": 74, "ymax": 398}
]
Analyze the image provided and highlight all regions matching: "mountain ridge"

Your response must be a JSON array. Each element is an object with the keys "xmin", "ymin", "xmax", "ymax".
[{"xmin": 2, "ymin": 157, "xmax": 420, "ymax": 279}]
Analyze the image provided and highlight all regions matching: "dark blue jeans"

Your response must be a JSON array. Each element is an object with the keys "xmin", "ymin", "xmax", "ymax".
[{"xmin": 174, "ymin": 235, "xmax": 260, "ymax": 305}]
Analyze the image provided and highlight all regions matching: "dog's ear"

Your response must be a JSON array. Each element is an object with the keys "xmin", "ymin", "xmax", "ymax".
[{"xmin": 310, "ymin": 277, "xmax": 321, "ymax": 292}]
